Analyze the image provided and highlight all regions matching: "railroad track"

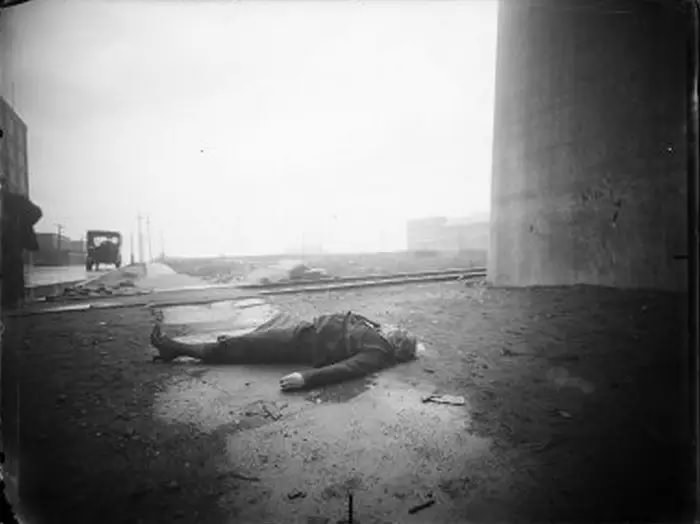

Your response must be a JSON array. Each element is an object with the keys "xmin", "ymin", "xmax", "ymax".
[
  {"xmin": 239, "ymin": 266, "xmax": 486, "ymax": 290},
  {"xmin": 255, "ymin": 267, "xmax": 486, "ymax": 295},
  {"xmin": 14, "ymin": 268, "xmax": 487, "ymax": 316}
]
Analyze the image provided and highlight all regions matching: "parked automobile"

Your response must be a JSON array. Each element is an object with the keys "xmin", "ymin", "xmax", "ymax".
[{"xmin": 85, "ymin": 230, "xmax": 122, "ymax": 271}]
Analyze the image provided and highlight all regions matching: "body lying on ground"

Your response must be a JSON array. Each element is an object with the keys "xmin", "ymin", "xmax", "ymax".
[{"xmin": 150, "ymin": 311, "xmax": 419, "ymax": 390}]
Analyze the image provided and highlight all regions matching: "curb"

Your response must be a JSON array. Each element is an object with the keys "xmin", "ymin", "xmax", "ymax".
[{"xmin": 25, "ymin": 279, "xmax": 87, "ymax": 301}]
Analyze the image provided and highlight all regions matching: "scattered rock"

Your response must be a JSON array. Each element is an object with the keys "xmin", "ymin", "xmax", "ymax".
[
  {"xmin": 500, "ymin": 348, "xmax": 524, "ymax": 357},
  {"xmin": 421, "ymin": 394, "xmax": 466, "ymax": 406},
  {"xmin": 554, "ymin": 409, "xmax": 573, "ymax": 419},
  {"xmin": 218, "ymin": 471, "xmax": 260, "ymax": 482},
  {"xmin": 262, "ymin": 402, "xmax": 284, "ymax": 421},
  {"xmin": 392, "ymin": 490, "xmax": 408, "ymax": 500},
  {"xmin": 166, "ymin": 480, "xmax": 181, "ymax": 491},
  {"xmin": 306, "ymin": 517, "xmax": 330, "ymax": 524},
  {"xmin": 408, "ymin": 498, "xmax": 435, "ymax": 514},
  {"xmin": 287, "ymin": 489, "xmax": 307, "ymax": 500}
]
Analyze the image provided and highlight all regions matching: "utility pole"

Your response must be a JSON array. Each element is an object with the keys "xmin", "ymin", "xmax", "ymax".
[
  {"xmin": 160, "ymin": 230, "xmax": 165, "ymax": 260},
  {"xmin": 129, "ymin": 233, "xmax": 135, "ymax": 265},
  {"xmin": 137, "ymin": 213, "xmax": 144, "ymax": 264},
  {"xmin": 55, "ymin": 224, "xmax": 65, "ymax": 266},
  {"xmin": 56, "ymin": 224, "xmax": 64, "ymax": 251},
  {"xmin": 146, "ymin": 216, "xmax": 153, "ymax": 263}
]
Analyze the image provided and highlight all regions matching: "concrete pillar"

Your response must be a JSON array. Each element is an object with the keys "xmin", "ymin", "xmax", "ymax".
[{"xmin": 489, "ymin": 0, "xmax": 688, "ymax": 290}]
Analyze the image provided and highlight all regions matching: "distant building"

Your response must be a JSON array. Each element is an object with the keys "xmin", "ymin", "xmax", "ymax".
[
  {"xmin": 284, "ymin": 237, "xmax": 325, "ymax": 256},
  {"xmin": 34, "ymin": 233, "xmax": 86, "ymax": 266},
  {"xmin": 69, "ymin": 238, "xmax": 86, "ymax": 253},
  {"xmin": 36, "ymin": 233, "xmax": 71, "ymax": 252},
  {"xmin": 406, "ymin": 216, "xmax": 489, "ymax": 252}
]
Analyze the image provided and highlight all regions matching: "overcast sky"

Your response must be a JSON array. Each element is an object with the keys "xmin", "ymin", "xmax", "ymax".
[{"xmin": 1, "ymin": 0, "xmax": 497, "ymax": 258}]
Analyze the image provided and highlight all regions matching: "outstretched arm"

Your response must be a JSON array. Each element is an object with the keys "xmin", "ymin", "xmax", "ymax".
[{"xmin": 296, "ymin": 349, "xmax": 391, "ymax": 389}]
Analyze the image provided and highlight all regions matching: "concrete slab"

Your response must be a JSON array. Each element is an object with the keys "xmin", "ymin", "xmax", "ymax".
[
  {"xmin": 25, "ymin": 266, "xmax": 105, "ymax": 287},
  {"xmin": 150, "ymin": 298, "xmax": 493, "ymax": 523}
]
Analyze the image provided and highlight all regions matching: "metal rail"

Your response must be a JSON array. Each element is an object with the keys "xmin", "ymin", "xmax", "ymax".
[
  {"xmin": 11, "ymin": 270, "xmax": 486, "ymax": 316},
  {"xmin": 236, "ymin": 266, "xmax": 486, "ymax": 289}
]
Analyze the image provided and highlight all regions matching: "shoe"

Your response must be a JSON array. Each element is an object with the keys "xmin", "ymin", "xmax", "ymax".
[{"xmin": 150, "ymin": 324, "xmax": 178, "ymax": 363}]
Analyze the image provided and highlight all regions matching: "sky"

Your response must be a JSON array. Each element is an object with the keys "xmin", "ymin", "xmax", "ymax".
[{"xmin": 0, "ymin": 0, "xmax": 497, "ymax": 258}]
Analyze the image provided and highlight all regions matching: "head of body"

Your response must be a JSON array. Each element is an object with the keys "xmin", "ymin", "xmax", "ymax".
[{"xmin": 383, "ymin": 328, "xmax": 419, "ymax": 363}]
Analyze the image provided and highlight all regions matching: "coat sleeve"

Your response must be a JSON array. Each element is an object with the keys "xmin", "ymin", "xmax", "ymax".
[
  {"xmin": 20, "ymin": 196, "xmax": 42, "ymax": 251},
  {"xmin": 23, "ymin": 197, "xmax": 43, "ymax": 226},
  {"xmin": 300, "ymin": 348, "xmax": 391, "ymax": 388}
]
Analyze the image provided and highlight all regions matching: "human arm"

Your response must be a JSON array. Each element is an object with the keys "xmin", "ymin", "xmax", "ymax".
[
  {"xmin": 298, "ymin": 348, "xmax": 391, "ymax": 389},
  {"xmin": 279, "ymin": 372, "xmax": 305, "ymax": 391}
]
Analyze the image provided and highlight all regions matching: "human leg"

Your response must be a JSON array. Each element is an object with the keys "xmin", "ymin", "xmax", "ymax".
[{"xmin": 150, "ymin": 321, "xmax": 315, "ymax": 364}]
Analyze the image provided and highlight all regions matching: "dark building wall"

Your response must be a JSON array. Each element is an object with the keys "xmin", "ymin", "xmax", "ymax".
[
  {"xmin": 489, "ymin": 0, "xmax": 688, "ymax": 290},
  {"xmin": 0, "ymin": 95, "xmax": 28, "ymax": 196}
]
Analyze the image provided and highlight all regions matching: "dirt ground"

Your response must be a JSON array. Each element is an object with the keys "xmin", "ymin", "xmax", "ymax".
[{"xmin": 2, "ymin": 281, "xmax": 693, "ymax": 523}]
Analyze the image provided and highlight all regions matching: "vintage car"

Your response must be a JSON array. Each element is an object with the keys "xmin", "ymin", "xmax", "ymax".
[{"xmin": 85, "ymin": 230, "xmax": 122, "ymax": 271}]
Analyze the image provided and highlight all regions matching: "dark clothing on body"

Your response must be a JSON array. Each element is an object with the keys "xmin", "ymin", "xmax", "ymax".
[
  {"xmin": 204, "ymin": 311, "xmax": 396, "ymax": 388},
  {"xmin": 2, "ymin": 190, "xmax": 42, "ymax": 251},
  {"xmin": 1, "ymin": 189, "xmax": 42, "ymax": 308}
]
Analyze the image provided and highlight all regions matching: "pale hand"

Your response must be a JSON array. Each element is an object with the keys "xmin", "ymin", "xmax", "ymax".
[{"xmin": 280, "ymin": 372, "xmax": 305, "ymax": 391}]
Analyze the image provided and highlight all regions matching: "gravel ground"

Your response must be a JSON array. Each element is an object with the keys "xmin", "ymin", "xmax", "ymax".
[{"xmin": 2, "ymin": 281, "xmax": 693, "ymax": 523}]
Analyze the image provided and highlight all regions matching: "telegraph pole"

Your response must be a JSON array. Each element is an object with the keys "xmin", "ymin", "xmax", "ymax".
[
  {"xmin": 136, "ymin": 213, "xmax": 144, "ymax": 264},
  {"xmin": 146, "ymin": 216, "xmax": 153, "ymax": 263},
  {"xmin": 56, "ymin": 224, "xmax": 64, "ymax": 251},
  {"xmin": 129, "ymin": 233, "xmax": 135, "ymax": 265}
]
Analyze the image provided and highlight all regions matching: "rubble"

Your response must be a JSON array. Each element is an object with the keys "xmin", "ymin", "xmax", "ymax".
[
  {"xmin": 287, "ymin": 489, "xmax": 307, "ymax": 500},
  {"xmin": 408, "ymin": 498, "xmax": 436, "ymax": 514},
  {"xmin": 421, "ymin": 394, "xmax": 466, "ymax": 406}
]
